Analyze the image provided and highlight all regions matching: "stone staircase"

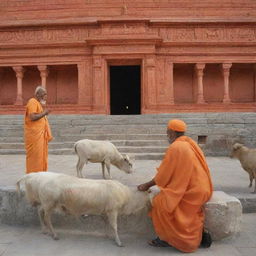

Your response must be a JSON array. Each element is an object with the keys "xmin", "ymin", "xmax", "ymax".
[
  {"xmin": 0, "ymin": 113, "xmax": 256, "ymax": 159},
  {"xmin": 0, "ymin": 114, "xmax": 170, "ymax": 160}
]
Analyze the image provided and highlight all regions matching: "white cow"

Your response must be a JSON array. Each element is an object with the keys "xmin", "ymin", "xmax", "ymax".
[
  {"xmin": 74, "ymin": 139, "xmax": 133, "ymax": 179},
  {"xmin": 16, "ymin": 172, "xmax": 150, "ymax": 246}
]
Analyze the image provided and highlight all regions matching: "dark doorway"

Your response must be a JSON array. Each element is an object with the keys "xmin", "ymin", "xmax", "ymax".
[{"xmin": 110, "ymin": 65, "xmax": 141, "ymax": 115}]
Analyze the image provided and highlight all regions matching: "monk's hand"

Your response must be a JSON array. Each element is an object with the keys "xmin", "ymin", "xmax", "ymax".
[
  {"xmin": 43, "ymin": 109, "xmax": 51, "ymax": 116},
  {"xmin": 137, "ymin": 183, "xmax": 150, "ymax": 192}
]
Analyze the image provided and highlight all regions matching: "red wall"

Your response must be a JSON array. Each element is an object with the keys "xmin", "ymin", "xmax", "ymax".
[
  {"xmin": 0, "ymin": 67, "xmax": 16, "ymax": 105},
  {"xmin": 173, "ymin": 64, "xmax": 194, "ymax": 103},
  {"xmin": 204, "ymin": 64, "xmax": 223, "ymax": 103},
  {"xmin": 230, "ymin": 64, "xmax": 255, "ymax": 102},
  {"xmin": 47, "ymin": 65, "xmax": 78, "ymax": 104},
  {"xmin": 23, "ymin": 66, "xmax": 41, "ymax": 104}
]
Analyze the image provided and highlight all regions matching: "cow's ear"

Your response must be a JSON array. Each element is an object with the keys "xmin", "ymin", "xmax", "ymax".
[{"xmin": 233, "ymin": 143, "xmax": 243, "ymax": 151}]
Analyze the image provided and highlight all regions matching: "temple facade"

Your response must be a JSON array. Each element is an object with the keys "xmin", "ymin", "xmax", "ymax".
[{"xmin": 0, "ymin": 0, "xmax": 256, "ymax": 114}]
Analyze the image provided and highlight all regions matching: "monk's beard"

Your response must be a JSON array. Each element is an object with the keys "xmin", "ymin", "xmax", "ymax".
[{"xmin": 40, "ymin": 100, "xmax": 46, "ymax": 105}]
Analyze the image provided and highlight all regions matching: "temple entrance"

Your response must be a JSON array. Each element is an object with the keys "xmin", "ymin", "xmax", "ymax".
[{"xmin": 110, "ymin": 65, "xmax": 141, "ymax": 115}]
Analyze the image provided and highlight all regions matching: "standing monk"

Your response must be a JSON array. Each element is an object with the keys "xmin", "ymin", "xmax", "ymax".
[
  {"xmin": 138, "ymin": 119, "xmax": 213, "ymax": 253},
  {"xmin": 24, "ymin": 86, "xmax": 53, "ymax": 174}
]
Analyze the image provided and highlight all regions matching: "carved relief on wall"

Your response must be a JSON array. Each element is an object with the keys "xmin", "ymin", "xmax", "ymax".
[
  {"xmin": 0, "ymin": 24, "xmax": 256, "ymax": 45},
  {"xmin": 161, "ymin": 26, "xmax": 256, "ymax": 42},
  {"xmin": 101, "ymin": 23, "xmax": 146, "ymax": 35},
  {"xmin": 0, "ymin": 27, "xmax": 90, "ymax": 44},
  {"xmin": 156, "ymin": 58, "xmax": 167, "ymax": 102}
]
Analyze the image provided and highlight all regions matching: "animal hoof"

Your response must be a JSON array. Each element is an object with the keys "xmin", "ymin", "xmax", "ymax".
[
  {"xmin": 117, "ymin": 242, "xmax": 123, "ymax": 247},
  {"xmin": 53, "ymin": 235, "xmax": 59, "ymax": 240},
  {"xmin": 251, "ymin": 191, "xmax": 256, "ymax": 194}
]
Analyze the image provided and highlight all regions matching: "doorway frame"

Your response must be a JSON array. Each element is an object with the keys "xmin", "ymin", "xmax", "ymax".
[{"xmin": 106, "ymin": 58, "xmax": 143, "ymax": 115}]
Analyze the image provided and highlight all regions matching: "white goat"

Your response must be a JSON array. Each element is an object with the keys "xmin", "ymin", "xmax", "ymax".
[
  {"xmin": 74, "ymin": 139, "xmax": 133, "ymax": 179},
  {"xmin": 231, "ymin": 143, "xmax": 256, "ymax": 193},
  {"xmin": 16, "ymin": 172, "xmax": 150, "ymax": 246}
]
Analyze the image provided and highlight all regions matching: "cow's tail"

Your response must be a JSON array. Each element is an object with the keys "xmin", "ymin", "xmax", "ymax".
[{"xmin": 16, "ymin": 176, "xmax": 27, "ymax": 197}]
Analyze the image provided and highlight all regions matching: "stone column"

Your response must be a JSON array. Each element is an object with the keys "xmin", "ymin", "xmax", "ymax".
[
  {"xmin": 37, "ymin": 65, "xmax": 49, "ymax": 89},
  {"xmin": 167, "ymin": 60, "xmax": 174, "ymax": 104},
  {"xmin": 0, "ymin": 68, "xmax": 3, "ymax": 104},
  {"xmin": 144, "ymin": 55, "xmax": 157, "ymax": 110},
  {"xmin": 195, "ymin": 63, "xmax": 205, "ymax": 104},
  {"xmin": 222, "ymin": 63, "xmax": 232, "ymax": 103},
  {"xmin": 92, "ymin": 55, "xmax": 105, "ymax": 112},
  {"xmin": 77, "ymin": 60, "xmax": 92, "ymax": 106},
  {"xmin": 254, "ymin": 64, "xmax": 256, "ymax": 102},
  {"xmin": 13, "ymin": 66, "xmax": 25, "ymax": 105}
]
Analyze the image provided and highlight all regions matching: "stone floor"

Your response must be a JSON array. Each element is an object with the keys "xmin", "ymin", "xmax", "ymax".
[{"xmin": 0, "ymin": 213, "xmax": 255, "ymax": 256}]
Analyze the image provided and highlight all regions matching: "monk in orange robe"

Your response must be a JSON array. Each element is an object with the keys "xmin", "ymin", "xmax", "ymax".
[
  {"xmin": 24, "ymin": 86, "xmax": 53, "ymax": 173},
  {"xmin": 138, "ymin": 119, "xmax": 213, "ymax": 253}
]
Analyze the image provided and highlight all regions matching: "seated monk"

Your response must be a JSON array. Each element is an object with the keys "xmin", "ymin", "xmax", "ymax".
[{"xmin": 138, "ymin": 119, "xmax": 213, "ymax": 253}]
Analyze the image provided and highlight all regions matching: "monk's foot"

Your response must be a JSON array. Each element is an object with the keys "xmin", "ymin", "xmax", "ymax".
[
  {"xmin": 148, "ymin": 237, "xmax": 172, "ymax": 247},
  {"xmin": 200, "ymin": 230, "xmax": 212, "ymax": 248}
]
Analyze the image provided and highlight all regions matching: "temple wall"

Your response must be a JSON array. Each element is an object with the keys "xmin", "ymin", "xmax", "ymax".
[
  {"xmin": 0, "ymin": 68, "xmax": 16, "ymax": 105},
  {"xmin": 0, "ymin": 0, "xmax": 256, "ymax": 114},
  {"xmin": 204, "ymin": 64, "xmax": 223, "ymax": 103},
  {"xmin": 230, "ymin": 64, "xmax": 255, "ymax": 103},
  {"xmin": 173, "ymin": 64, "xmax": 194, "ymax": 104},
  {"xmin": 1, "ymin": 0, "xmax": 256, "ymax": 21}
]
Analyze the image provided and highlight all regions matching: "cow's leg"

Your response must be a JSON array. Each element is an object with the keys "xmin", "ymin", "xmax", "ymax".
[
  {"xmin": 38, "ymin": 206, "xmax": 48, "ymax": 234},
  {"xmin": 101, "ymin": 214, "xmax": 110, "ymax": 238},
  {"xmin": 105, "ymin": 161, "xmax": 112, "ymax": 179},
  {"xmin": 253, "ymin": 171, "xmax": 256, "ymax": 194},
  {"xmin": 106, "ymin": 211, "xmax": 122, "ymax": 247},
  {"xmin": 43, "ymin": 204, "xmax": 59, "ymax": 240},
  {"xmin": 248, "ymin": 171, "xmax": 253, "ymax": 188},
  {"xmin": 76, "ymin": 155, "xmax": 87, "ymax": 178},
  {"xmin": 101, "ymin": 162, "xmax": 106, "ymax": 179}
]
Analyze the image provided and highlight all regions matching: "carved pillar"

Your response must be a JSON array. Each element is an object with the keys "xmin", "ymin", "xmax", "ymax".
[
  {"xmin": 156, "ymin": 59, "xmax": 174, "ymax": 106},
  {"xmin": 13, "ymin": 66, "xmax": 25, "ymax": 105},
  {"xmin": 144, "ymin": 55, "xmax": 156, "ymax": 110},
  {"xmin": 92, "ymin": 56, "xmax": 105, "ymax": 111},
  {"xmin": 0, "ymin": 68, "xmax": 3, "ymax": 104},
  {"xmin": 77, "ymin": 60, "xmax": 92, "ymax": 106},
  {"xmin": 167, "ymin": 61, "xmax": 174, "ymax": 104},
  {"xmin": 37, "ymin": 65, "xmax": 49, "ymax": 89},
  {"xmin": 195, "ymin": 63, "xmax": 205, "ymax": 104},
  {"xmin": 222, "ymin": 63, "xmax": 232, "ymax": 103},
  {"xmin": 254, "ymin": 64, "xmax": 256, "ymax": 101}
]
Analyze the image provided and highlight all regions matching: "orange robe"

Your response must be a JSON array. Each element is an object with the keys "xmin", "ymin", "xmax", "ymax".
[
  {"xmin": 24, "ymin": 98, "xmax": 53, "ymax": 173},
  {"xmin": 150, "ymin": 136, "xmax": 213, "ymax": 253}
]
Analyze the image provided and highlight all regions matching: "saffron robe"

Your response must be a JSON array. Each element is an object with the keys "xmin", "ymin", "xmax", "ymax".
[
  {"xmin": 24, "ymin": 98, "xmax": 53, "ymax": 173},
  {"xmin": 150, "ymin": 136, "xmax": 213, "ymax": 253}
]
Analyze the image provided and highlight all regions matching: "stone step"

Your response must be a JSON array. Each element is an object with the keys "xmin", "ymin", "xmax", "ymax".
[
  {"xmin": 0, "ymin": 140, "xmax": 168, "ymax": 149},
  {"xmin": 0, "ymin": 137, "xmax": 24, "ymax": 143},
  {"xmin": 1, "ymin": 113, "xmax": 256, "ymax": 125},
  {"xmin": 0, "ymin": 146, "xmax": 166, "ymax": 154},
  {"xmin": 56, "ymin": 134, "xmax": 167, "ymax": 141},
  {"xmin": 0, "ymin": 150, "xmax": 164, "ymax": 160},
  {"xmin": 0, "ymin": 188, "xmax": 243, "ymax": 242}
]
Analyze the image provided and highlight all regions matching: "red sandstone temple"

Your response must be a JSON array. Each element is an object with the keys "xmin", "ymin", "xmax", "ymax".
[{"xmin": 0, "ymin": 0, "xmax": 255, "ymax": 114}]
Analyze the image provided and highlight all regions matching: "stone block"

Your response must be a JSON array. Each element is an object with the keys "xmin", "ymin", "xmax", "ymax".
[{"xmin": 204, "ymin": 191, "xmax": 242, "ymax": 241}]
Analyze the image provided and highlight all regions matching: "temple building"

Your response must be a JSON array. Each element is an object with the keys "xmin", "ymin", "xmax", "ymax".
[{"xmin": 0, "ymin": 0, "xmax": 256, "ymax": 114}]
